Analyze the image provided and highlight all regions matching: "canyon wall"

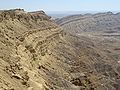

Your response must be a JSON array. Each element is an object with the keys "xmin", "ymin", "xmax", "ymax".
[{"xmin": 0, "ymin": 9, "xmax": 120, "ymax": 90}]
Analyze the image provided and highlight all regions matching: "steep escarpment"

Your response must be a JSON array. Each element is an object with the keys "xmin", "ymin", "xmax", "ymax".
[
  {"xmin": 0, "ymin": 9, "xmax": 97, "ymax": 90},
  {"xmin": 0, "ymin": 9, "xmax": 120, "ymax": 90},
  {"xmin": 0, "ymin": 9, "xmax": 62, "ymax": 90},
  {"xmin": 56, "ymin": 12, "xmax": 120, "ymax": 34}
]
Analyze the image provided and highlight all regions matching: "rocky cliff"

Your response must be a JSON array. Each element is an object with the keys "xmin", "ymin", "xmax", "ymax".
[
  {"xmin": 0, "ymin": 9, "xmax": 63, "ymax": 90},
  {"xmin": 56, "ymin": 12, "xmax": 120, "ymax": 34},
  {"xmin": 0, "ymin": 9, "xmax": 120, "ymax": 90}
]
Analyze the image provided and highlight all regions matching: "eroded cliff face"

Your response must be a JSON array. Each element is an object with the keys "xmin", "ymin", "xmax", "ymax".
[
  {"xmin": 0, "ymin": 9, "xmax": 120, "ymax": 90},
  {"xmin": 0, "ymin": 9, "xmax": 63, "ymax": 90},
  {"xmin": 56, "ymin": 12, "xmax": 120, "ymax": 34}
]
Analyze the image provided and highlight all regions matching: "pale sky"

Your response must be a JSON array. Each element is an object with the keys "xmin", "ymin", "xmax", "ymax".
[{"xmin": 0, "ymin": 0, "xmax": 120, "ymax": 12}]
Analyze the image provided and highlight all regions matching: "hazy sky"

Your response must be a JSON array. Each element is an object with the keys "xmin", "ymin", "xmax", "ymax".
[{"xmin": 0, "ymin": 0, "xmax": 120, "ymax": 12}]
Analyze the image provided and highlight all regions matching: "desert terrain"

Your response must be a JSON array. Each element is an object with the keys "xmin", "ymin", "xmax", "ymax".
[{"xmin": 0, "ymin": 9, "xmax": 120, "ymax": 90}]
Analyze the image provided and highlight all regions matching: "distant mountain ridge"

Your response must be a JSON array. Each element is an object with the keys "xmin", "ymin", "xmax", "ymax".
[{"xmin": 56, "ymin": 12, "xmax": 120, "ymax": 34}]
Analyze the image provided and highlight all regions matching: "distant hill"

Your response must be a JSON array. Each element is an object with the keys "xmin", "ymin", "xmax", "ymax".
[
  {"xmin": 47, "ymin": 11, "xmax": 99, "ymax": 19},
  {"xmin": 56, "ymin": 12, "xmax": 120, "ymax": 34}
]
